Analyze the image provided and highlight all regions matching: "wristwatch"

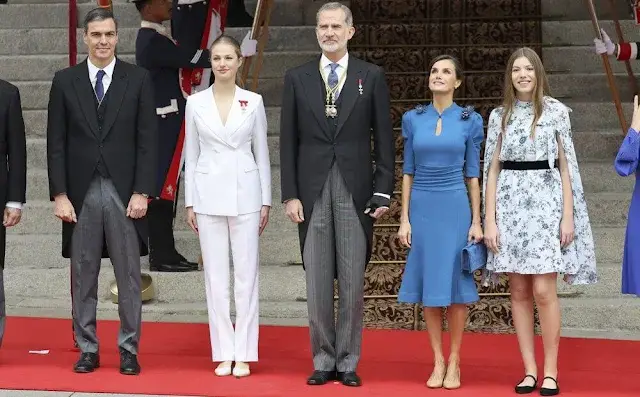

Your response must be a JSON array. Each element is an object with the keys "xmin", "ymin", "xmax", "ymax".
[{"xmin": 135, "ymin": 192, "xmax": 149, "ymax": 198}]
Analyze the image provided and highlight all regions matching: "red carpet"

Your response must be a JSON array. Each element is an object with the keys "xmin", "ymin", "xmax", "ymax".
[{"xmin": 0, "ymin": 316, "xmax": 638, "ymax": 396}]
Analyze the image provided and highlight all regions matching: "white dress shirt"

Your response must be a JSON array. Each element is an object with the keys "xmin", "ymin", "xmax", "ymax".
[
  {"xmin": 320, "ymin": 52, "xmax": 348, "ymax": 97},
  {"xmin": 318, "ymin": 52, "xmax": 389, "ymax": 203},
  {"xmin": 87, "ymin": 56, "xmax": 116, "ymax": 98}
]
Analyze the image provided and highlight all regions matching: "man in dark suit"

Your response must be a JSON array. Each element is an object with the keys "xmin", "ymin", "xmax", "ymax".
[
  {"xmin": 279, "ymin": 2, "xmax": 394, "ymax": 388},
  {"xmin": 0, "ymin": 79, "xmax": 27, "ymax": 348},
  {"xmin": 46, "ymin": 8, "xmax": 157, "ymax": 375},
  {"xmin": 133, "ymin": 0, "xmax": 207, "ymax": 272}
]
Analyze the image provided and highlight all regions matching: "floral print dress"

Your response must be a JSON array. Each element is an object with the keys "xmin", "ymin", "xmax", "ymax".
[{"xmin": 481, "ymin": 96, "xmax": 598, "ymax": 285}]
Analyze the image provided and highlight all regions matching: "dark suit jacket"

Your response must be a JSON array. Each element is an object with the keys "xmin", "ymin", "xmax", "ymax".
[
  {"xmin": 135, "ymin": 26, "xmax": 210, "ymax": 194},
  {"xmin": 279, "ymin": 55, "xmax": 395, "ymax": 266},
  {"xmin": 0, "ymin": 79, "xmax": 27, "ymax": 268},
  {"xmin": 46, "ymin": 58, "xmax": 158, "ymax": 258}
]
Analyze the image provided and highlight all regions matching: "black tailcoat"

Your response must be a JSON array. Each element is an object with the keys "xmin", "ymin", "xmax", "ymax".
[
  {"xmin": 46, "ymin": 58, "xmax": 158, "ymax": 258},
  {"xmin": 279, "ymin": 55, "xmax": 395, "ymax": 267},
  {"xmin": 0, "ymin": 79, "xmax": 27, "ymax": 268}
]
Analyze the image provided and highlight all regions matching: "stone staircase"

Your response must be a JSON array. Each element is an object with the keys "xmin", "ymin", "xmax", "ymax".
[{"xmin": 1, "ymin": 0, "xmax": 639, "ymax": 335}]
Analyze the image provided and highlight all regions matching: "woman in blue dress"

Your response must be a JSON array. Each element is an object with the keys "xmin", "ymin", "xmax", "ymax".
[
  {"xmin": 397, "ymin": 55, "xmax": 484, "ymax": 390},
  {"xmin": 616, "ymin": 95, "xmax": 640, "ymax": 296}
]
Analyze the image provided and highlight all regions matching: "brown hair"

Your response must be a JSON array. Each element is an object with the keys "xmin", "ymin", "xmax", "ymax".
[
  {"xmin": 500, "ymin": 47, "xmax": 550, "ymax": 137},
  {"xmin": 428, "ymin": 54, "xmax": 464, "ymax": 81},
  {"xmin": 209, "ymin": 34, "xmax": 243, "ymax": 59}
]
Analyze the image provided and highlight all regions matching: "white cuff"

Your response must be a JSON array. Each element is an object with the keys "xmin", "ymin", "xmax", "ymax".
[{"xmin": 6, "ymin": 201, "xmax": 22, "ymax": 210}]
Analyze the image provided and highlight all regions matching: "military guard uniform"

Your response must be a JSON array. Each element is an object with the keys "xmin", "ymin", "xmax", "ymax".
[{"xmin": 134, "ymin": 0, "xmax": 212, "ymax": 272}]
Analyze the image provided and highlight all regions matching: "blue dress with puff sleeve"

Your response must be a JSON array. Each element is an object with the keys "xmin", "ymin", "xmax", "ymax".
[
  {"xmin": 398, "ymin": 103, "xmax": 483, "ymax": 307},
  {"xmin": 615, "ymin": 128, "xmax": 640, "ymax": 296}
]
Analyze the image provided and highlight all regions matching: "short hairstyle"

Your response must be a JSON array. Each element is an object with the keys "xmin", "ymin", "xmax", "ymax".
[
  {"xmin": 316, "ymin": 2, "xmax": 353, "ymax": 27},
  {"xmin": 83, "ymin": 7, "xmax": 118, "ymax": 33}
]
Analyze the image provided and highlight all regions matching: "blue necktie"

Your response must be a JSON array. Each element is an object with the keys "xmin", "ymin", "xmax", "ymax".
[
  {"xmin": 328, "ymin": 63, "xmax": 339, "ymax": 98},
  {"xmin": 95, "ymin": 69, "xmax": 106, "ymax": 102}
]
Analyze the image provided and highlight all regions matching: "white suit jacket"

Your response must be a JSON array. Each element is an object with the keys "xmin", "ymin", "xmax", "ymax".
[{"xmin": 184, "ymin": 85, "xmax": 271, "ymax": 216}]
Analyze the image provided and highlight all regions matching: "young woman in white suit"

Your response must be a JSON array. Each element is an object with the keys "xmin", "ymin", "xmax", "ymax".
[{"xmin": 184, "ymin": 35, "xmax": 271, "ymax": 378}]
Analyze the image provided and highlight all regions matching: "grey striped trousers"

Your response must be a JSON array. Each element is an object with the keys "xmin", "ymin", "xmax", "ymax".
[{"xmin": 303, "ymin": 162, "xmax": 367, "ymax": 372}]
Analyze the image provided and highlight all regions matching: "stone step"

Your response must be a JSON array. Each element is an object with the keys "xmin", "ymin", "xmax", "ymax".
[
  {"xmin": 579, "ymin": 161, "xmax": 636, "ymax": 193},
  {"xmin": 544, "ymin": 0, "xmax": 632, "ymax": 21},
  {"xmin": 23, "ymin": 164, "xmax": 286, "ymax": 204},
  {"xmin": 8, "ymin": 193, "xmax": 299, "ymax": 235},
  {"xmin": 543, "ymin": 19, "xmax": 640, "ymax": 46},
  {"xmin": 0, "ymin": 51, "xmax": 316, "ymax": 81},
  {"xmin": 559, "ymin": 264, "xmax": 628, "ymax": 298},
  {"xmin": 4, "ymin": 223, "xmax": 627, "ymax": 272},
  {"xmin": 13, "ymin": 78, "xmax": 283, "ymax": 110},
  {"xmin": 566, "ymin": 101, "xmax": 634, "ymax": 132},
  {"xmin": 552, "ymin": 73, "xmax": 638, "ymax": 102},
  {"xmin": 20, "ymin": 123, "xmax": 628, "ymax": 177},
  {"xmin": 560, "ymin": 297, "xmax": 640, "ymax": 332},
  {"xmin": 21, "ymin": 160, "xmax": 635, "ymax": 204},
  {"xmin": 0, "ymin": 0, "xmax": 313, "ymax": 29},
  {"xmin": 0, "ymin": 26, "xmax": 319, "ymax": 56},
  {"xmin": 23, "ymin": 135, "xmax": 280, "ymax": 171},
  {"xmin": 15, "ymin": 73, "xmax": 627, "ymax": 116},
  {"xmin": 5, "ymin": 47, "xmax": 638, "ymax": 86},
  {"xmin": 5, "ymin": 260, "xmax": 624, "ymax": 305},
  {"xmin": 20, "ymin": 107, "xmax": 281, "ymax": 138},
  {"xmin": 6, "ymin": 226, "xmax": 301, "ymax": 270},
  {"xmin": 4, "ymin": 266, "xmax": 640, "ymax": 333},
  {"xmin": 2, "ymin": 265, "xmax": 308, "ymax": 315},
  {"xmin": 544, "ymin": 46, "xmax": 640, "ymax": 75}
]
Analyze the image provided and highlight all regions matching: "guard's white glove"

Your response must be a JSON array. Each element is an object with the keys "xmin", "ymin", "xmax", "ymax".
[
  {"xmin": 594, "ymin": 28, "xmax": 615, "ymax": 55},
  {"xmin": 241, "ymin": 31, "xmax": 258, "ymax": 57}
]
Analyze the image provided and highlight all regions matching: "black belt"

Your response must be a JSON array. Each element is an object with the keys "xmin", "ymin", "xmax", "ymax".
[{"xmin": 501, "ymin": 160, "xmax": 558, "ymax": 170}]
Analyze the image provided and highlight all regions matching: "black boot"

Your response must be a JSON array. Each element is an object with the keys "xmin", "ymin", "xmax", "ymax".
[{"xmin": 147, "ymin": 199, "xmax": 198, "ymax": 272}]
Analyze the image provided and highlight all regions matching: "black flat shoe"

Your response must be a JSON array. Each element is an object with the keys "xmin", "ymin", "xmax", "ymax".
[
  {"xmin": 540, "ymin": 376, "xmax": 560, "ymax": 396},
  {"xmin": 338, "ymin": 371, "xmax": 362, "ymax": 387},
  {"xmin": 306, "ymin": 370, "xmax": 336, "ymax": 385},
  {"xmin": 515, "ymin": 374, "xmax": 538, "ymax": 394}
]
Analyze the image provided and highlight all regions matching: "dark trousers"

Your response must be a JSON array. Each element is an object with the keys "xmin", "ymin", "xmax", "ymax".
[{"xmin": 148, "ymin": 198, "xmax": 180, "ymax": 265}]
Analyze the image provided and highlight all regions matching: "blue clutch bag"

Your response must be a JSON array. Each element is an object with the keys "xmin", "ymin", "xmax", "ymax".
[{"xmin": 461, "ymin": 241, "xmax": 487, "ymax": 273}]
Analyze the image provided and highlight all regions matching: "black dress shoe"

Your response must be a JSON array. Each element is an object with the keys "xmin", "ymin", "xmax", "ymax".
[
  {"xmin": 515, "ymin": 374, "xmax": 538, "ymax": 394},
  {"xmin": 73, "ymin": 352, "xmax": 99, "ymax": 373},
  {"xmin": 338, "ymin": 371, "xmax": 362, "ymax": 387},
  {"xmin": 150, "ymin": 258, "xmax": 198, "ymax": 272},
  {"xmin": 539, "ymin": 376, "xmax": 560, "ymax": 396},
  {"xmin": 120, "ymin": 350, "xmax": 141, "ymax": 375},
  {"xmin": 307, "ymin": 370, "xmax": 337, "ymax": 385}
]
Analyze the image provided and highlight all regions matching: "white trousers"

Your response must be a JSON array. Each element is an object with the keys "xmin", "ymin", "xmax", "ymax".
[{"xmin": 196, "ymin": 211, "xmax": 260, "ymax": 362}]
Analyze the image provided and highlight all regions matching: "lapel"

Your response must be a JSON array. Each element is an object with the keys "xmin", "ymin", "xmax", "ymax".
[
  {"xmin": 335, "ymin": 58, "xmax": 366, "ymax": 137},
  {"xmin": 72, "ymin": 60, "xmax": 100, "ymax": 138},
  {"xmin": 223, "ymin": 86, "xmax": 251, "ymax": 141},
  {"xmin": 100, "ymin": 59, "xmax": 128, "ymax": 139},
  {"xmin": 195, "ymin": 86, "xmax": 237, "ymax": 148},
  {"xmin": 301, "ymin": 56, "xmax": 330, "ymax": 136}
]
